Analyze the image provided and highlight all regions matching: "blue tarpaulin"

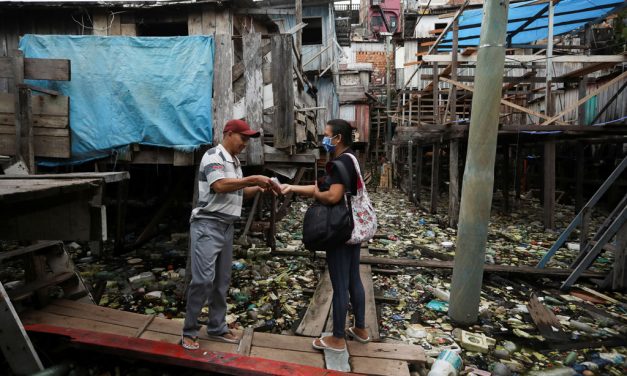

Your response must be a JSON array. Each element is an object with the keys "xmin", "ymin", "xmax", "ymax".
[
  {"xmin": 19, "ymin": 35, "xmax": 214, "ymax": 164},
  {"xmin": 441, "ymin": 0, "xmax": 624, "ymax": 48}
]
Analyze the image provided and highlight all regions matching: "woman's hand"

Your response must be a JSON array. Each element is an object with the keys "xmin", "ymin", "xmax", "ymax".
[{"xmin": 280, "ymin": 184, "xmax": 292, "ymax": 195}]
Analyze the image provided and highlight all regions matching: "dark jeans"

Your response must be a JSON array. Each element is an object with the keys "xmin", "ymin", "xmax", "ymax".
[{"xmin": 326, "ymin": 242, "xmax": 366, "ymax": 338}]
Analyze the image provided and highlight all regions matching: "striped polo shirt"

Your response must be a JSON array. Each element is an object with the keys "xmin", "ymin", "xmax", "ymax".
[{"xmin": 190, "ymin": 144, "xmax": 244, "ymax": 223}]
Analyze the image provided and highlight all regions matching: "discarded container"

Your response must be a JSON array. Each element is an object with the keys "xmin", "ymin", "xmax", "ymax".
[
  {"xmin": 427, "ymin": 286, "xmax": 450, "ymax": 302},
  {"xmin": 427, "ymin": 349, "xmax": 462, "ymax": 376}
]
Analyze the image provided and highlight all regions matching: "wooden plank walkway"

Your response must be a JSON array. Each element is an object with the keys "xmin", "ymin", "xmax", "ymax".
[
  {"xmin": 20, "ymin": 300, "xmax": 425, "ymax": 375},
  {"xmin": 297, "ymin": 250, "xmax": 380, "ymax": 341}
]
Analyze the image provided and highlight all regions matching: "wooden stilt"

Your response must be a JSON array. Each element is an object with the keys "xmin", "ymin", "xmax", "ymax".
[
  {"xmin": 503, "ymin": 144, "xmax": 510, "ymax": 214},
  {"xmin": 430, "ymin": 142, "xmax": 440, "ymax": 214},
  {"xmin": 416, "ymin": 145, "xmax": 423, "ymax": 203},
  {"xmin": 575, "ymin": 142, "xmax": 585, "ymax": 212},
  {"xmin": 543, "ymin": 139, "xmax": 556, "ymax": 230},
  {"xmin": 448, "ymin": 139, "xmax": 459, "ymax": 227},
  {"xmin": 408, "ymin": 141, "xmax": 413, "ymax": 201}
]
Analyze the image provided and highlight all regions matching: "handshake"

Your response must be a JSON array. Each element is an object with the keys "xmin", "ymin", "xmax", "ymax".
[{"xmin": 246, "ymin": 175, "xmax": 291, "ymax": 196}]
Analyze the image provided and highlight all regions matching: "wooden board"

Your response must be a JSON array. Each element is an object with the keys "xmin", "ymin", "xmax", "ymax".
[
  {"xmin": 295, "ymin": 270, "xmax": 333, "ymax": 337},
  {"xmin": 0, "ymin": 132, "xmax": 70, "ymax": 158},
  {"xmin": 0, "ymin": 57, "xmax": 71, "ymax": 81},
  {"xmin": 271, "ymin": 34, "xmax": 295, "ymax": 149},
  {"xmin": 249, "ymin": 347, "xmax": 325, "ymax": 368},
  {"xmin": 350, "ymin": 357, "xmax": 410, "ymax": 376},
  {"xmin": 360, "ymin": 262, "xmax": 380, "ymax": 341},
  {"xmin": 243, "ymin": 32, "xmax": 264, "ymax": 166},
  {"xmin": 359, "ymin": 256, "xmax": 607, "ymax": 278},
  {"xmin": 0, "ymin": 93, "xmax": 69, "ymax": 117},
  {"xmin": 0, "ymin": 178, "xmax": 99, "ymax": 203},
  {"xmin": 346, "ymin": 341, "xmax": 425, "ymax": 363},
  {"xmin": 213, "ymin": 34, "xmax": 233, "ymax": 145},
  {"xmin": 527, "ymin": 294, "xmax": 568, "ymax": 342}
]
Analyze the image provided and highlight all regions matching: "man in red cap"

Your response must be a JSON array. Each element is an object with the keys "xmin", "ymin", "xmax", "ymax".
[{"xmin": 182, "ymin": 119, "xmax": 272, "ymax": 349}]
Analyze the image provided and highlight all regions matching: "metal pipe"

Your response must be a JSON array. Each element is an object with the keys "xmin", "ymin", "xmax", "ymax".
[{"xmin": 448, "ymin": 0, "xmax": 510, "ymax": 325}]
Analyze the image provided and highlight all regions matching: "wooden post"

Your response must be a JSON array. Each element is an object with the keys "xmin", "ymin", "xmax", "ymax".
[
  {"xmin": 449, "ymin": 19, "xmax": 459, "ymax": 123},
  {"xmin": 544, "ymin": 139, "xmax": 556, "ymax": 230},
  {"xmin": 432, "ymin": 63, "xmax": 439, "ymax": 123},
  {"xmin": 375, "ymin": 109, "xmax": 381, "ymax": 164},
  {"xmin": 213, "ymin": 34, "xmax": 234, "ymax": 145},
  {"xmin": 503, "ymin": 144, "xmax": 510, "ymax": 213},
  {"xmin": 295, "ymin": 0, "xmax": 302, "ymax": 64},
  {"xmin": 578, "ymin": 77, "xmax": 588, "ymax": 125},
  {"xmin": 114, "ymin": 179, "xmax": 129, "ymax": 254},
  {"xmin": 408, "ymin": 94, "xmax": 413, "ymax": 126},
  {"xmin": 515, "ymin": 145, "xmax": 523, "ymax": 200},
  {"xmin": 408, "ymin": 140, "xmax": 413, "ymax": 201},
  {"xmin": 18, "ymin": 86, "xmax": 34, "ymax": 172},
  {"xmin": 416, "ymin": 145, "xmax": 423, "ymax": 203},
  {"xmin": 430, "ymin": 142, "xmax": 440, "ymax": 213},
  {"xmin": 272, "ymin": 34, "xmax": 295, "ymax": 149},
  {"xmin": 268, "ymin": 193, "xmax": 277, "ymax": 250},
  {"xmin": 244, "ymin": 32, "xmax": 264, "ymax": 166},
  {"xmin": 448, "ymin": 138, "xmax": 460, "ymax": 227},
  {"xmin": 579, "ymin": 206, "xmax": 591, "ymax": 255},
  {"xmin": 575, "ymin": 142, "xmax": 585, "ymax": 212},
  {"xmin": 612, "ymin": 222, "xmax": 627, "ymax": 290},
  {"xmin": 401, "ymin": 92, "xmax": 406, "ymax": 125},
  {"xmin": 13, "ymin": 50, "xmax": 24, "ymax": 164}
]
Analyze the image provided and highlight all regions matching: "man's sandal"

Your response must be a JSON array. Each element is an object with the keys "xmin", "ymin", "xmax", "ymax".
[{"xmin": 180, "ymin": 335, "xmax": 200, "ymax": 350}]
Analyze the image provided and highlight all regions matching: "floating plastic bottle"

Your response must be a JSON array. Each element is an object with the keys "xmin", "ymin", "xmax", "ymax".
[{"xmin": 427, "ymin": 349, "xmax": 462, "ymax": 376}]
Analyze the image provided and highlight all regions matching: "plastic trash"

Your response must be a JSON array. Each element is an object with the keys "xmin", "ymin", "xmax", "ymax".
[
  {"xmin": 526, "ymin": 367, "xmax": 576, "ymax": 376},
  {"xmin": 427, "ymin": 349, "xmax": 462, "ymax": 376}
]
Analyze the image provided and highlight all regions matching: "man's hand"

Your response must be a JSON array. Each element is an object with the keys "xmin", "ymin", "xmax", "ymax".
[{"xmin": 247, "ymin": 175, "xmax": 272, "ymax": 189}]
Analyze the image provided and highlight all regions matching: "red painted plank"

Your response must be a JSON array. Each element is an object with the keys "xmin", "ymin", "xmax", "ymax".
[{"xmin": 26, "ymin": 324, "xmax": 351, "ymax": 376}]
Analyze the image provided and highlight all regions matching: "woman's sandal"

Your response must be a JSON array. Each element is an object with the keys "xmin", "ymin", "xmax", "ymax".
[
  {"xmin": 346, "ymin": 327, "xmax": 371, "ymax": 343},
  {"xmin": 180, "ymin": 335, "xmax": 200, "ymax": 350},
  {"xmin": 312, "ymin": 337, "xmax": 346, "ymax": 353}
]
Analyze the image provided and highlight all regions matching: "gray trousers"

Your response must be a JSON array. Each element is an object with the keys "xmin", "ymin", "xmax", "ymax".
[{"xmin": 183, "ymin": 218, "xmax": 233, "ymax": 337}]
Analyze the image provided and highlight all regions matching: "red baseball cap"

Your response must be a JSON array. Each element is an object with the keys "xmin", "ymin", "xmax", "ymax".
[{"xmin": 223, "ymin": 119, "xmax": 260, "ymax": 138}]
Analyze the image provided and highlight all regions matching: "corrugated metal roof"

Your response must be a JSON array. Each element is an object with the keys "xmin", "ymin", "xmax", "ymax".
[{"xmin": 440, "ymin": 0, "xmax": 625, "ymax": 48}]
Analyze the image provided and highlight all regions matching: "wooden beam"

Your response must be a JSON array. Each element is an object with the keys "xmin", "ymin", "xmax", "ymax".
[
  {"xmin": 213, "ymin": 34, "xmax": 233, "ymax": 145},
  {"xmin": 541, "ymin": 71, "xmax": 627, "ymax": 125},
  {"xmin": 271, "ymin": 34, "xmax": 295, "ymax": 149},
  {"xmin": 440, "ymin": 77, "xmax": 568, "ymax": 125},
  {"xmin": 235, "ymin": 8, "xmax": 294, "ymax": 15},
  {"xmin": 422, "ymin": 54, "xmax": 627, "ymax": 64}
]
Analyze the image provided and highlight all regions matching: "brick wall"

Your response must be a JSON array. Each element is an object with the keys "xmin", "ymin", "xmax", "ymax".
[{"xmin": 355, "ymin": 51, "xmax": 395, "ymax": 86}]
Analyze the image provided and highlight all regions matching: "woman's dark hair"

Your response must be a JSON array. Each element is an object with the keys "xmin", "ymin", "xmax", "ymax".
[{"xmin": 327, "ymin": 119, "xmax": 353, "ymax": 147}]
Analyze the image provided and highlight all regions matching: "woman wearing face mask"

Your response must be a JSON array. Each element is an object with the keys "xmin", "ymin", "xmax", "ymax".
[{"xmin": 281, "ymin": 119, "xmax": 371, "ymax": 352}]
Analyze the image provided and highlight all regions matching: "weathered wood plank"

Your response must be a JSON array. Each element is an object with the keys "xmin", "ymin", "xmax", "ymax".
[
  {"xmin": 351, "ymin": 357, "xmax": 410, "ymax": 376},
  {"xmin": 295, "ymin": 270, "xmax": 333, "ymax": 337},
  {"xmin": 0, "ymin": 126, "xmax": 69, "ymax": 137},
  {"xmin": 527, "ymin": 294, "xmax": 568, "ymax": 342},
  {"xmin": 0, "ymin": 57, "xmax": 71, "ymax": 81},
  {"xmin": 236, "ymin": 327, "xmax": 254, "ymax": 356},
  {"xmin": 0, "ymin": 133, "xmax": 70, "ymax": 158},
  {"xmin": 187, "ymin": 10, "xmax": 203, "ymax": 35},
  {"xmin": 360, "ymin": 249, "xmax": 380, "ymax": 341},
  {"xmin": 213, "ymin": 34, "xmax": 233, "ymax": 145},
  {"xmin": 91, "ymin": 11, "xmax": 108, "ymax": 36},
  {"xmin": 271, "ymin": 34, "xmax": 294, "ymax": 149},
  {"xmin": 18, "ymin": 86, "xmax": 35, "ymax": 171},
  {"xmin": 249, "ymin": 347, "xmax": 324, "ymax": 369},
  {"xmin": 0, "ymin": 93, "xmax": 69, "ymax": 116},
  {"xmin": 201, "ymin": 6, "xmax": 216, "ymax": 34},
  {"xmin": 243, "ymin": 32, "xmax": 264, "ymax": 165},
  {"xmin": 359, "ymin": 256, "xmax": 606, "ymax": 278}
]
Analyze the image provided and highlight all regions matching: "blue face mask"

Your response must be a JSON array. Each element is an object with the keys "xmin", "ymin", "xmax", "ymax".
[{"xmin": 322, "ymin": 136, "xmax": 337, "ymax": 153}]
